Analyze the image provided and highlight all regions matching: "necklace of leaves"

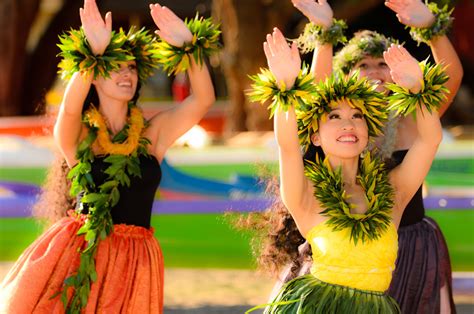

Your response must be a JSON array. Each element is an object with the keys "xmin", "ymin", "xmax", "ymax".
[
  {"xmin": 57, "ymin": 103, "xmax": 151, "ymax": 313},
  {"xmin": 304, "ymin": 152, "xmax": 394, "ymax": 245}
]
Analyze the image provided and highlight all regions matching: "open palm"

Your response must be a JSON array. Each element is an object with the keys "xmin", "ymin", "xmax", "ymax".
[
  {"xmin": 79, "ymin": 0, "xmax": 112, "ymax": 55},
  {"xmin": 263, "ymin": 28, "xmax": 301, "ymax": 90},
  {"xmin": 292, "ymin": 0, "xmax": 333, "ymax": 28},
  {"xmin": 385, "ymin": 0, "xmax": 435, "ymax": 28},
  {"xmin": 384, "ymin": 45, "xmax": 422, "ymax": 92},
  {"xmin": 150, "ymin": 3, "xmax": 193, "ymax": 47}
]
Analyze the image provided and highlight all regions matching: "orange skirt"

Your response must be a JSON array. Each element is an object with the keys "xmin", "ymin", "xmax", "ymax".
[{"xmin": 0, "ymin": 214, "xmax": 164, "ymax": 313}]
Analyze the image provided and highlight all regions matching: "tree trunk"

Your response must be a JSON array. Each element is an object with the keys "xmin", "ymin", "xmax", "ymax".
[
  {"xmin": 213, "ymin": 0, "xmax": 294, "ymax": 133},
  {"xmin": 0, "ymin": 0, "xmax": 40, "ymax": 116},
  {"xmin": 21, "ymin": 0, "xmax": 83, "ymax": 116}
]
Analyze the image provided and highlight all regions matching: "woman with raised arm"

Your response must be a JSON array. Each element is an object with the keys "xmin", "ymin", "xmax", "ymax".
[
  {"xmin": 247, "ymin": 26, "xmax": 446, "ymax": 313},
  {"xmin": 265, "ymin": 0, "xmax": 462, "ymax": 312},
  {"xmin": 0, "ymin": 1, "xmax": 218, "ymax": 313}
]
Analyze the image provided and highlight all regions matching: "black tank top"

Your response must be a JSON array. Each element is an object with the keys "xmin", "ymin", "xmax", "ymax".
[
  {"xmin": 78, "ymin": 155, "xmax": 161, "ymax": 228},
  {"xmin": 391, "ymin": 150, "xmax": 425, "ymax": 227}
]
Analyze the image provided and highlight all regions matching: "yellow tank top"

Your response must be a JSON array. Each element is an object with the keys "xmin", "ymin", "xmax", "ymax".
[{"xmin": 306, "ymin": 221, "xmax": 398, "ymax": 292}]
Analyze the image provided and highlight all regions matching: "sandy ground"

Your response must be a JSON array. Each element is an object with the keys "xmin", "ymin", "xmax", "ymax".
[{"xmin": 1, "ymin": 262, "xmax": 473, "ymax": 314}]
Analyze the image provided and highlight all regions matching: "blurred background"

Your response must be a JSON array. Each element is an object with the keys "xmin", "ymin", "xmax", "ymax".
[{"xmin": 1, "ymin": 0, "xmax": 473, "ymax": 313}]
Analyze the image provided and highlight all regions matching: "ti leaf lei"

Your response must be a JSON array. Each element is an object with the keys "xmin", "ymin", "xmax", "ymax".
[
  {"xmin": 304, "ymin": 152, "xmax": 394, "ymax": 245},
  {"xmin": 60, "ymin": 103, "xmax": 151, "ymax": 313}
]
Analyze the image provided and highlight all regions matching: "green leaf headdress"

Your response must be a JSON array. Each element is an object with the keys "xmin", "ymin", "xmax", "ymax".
[
  {"xmin": 296, "ymin": 72, "xmax": 388, "ymax": 149},
  {"xmin": 58, "ymin": 27, "xmax": 161, "ymax": 83},
  {"xmin": 333, "ymin": 30, "xmax": 398, "ymax": 75}
]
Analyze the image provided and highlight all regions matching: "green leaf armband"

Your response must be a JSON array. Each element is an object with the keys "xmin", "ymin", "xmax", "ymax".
[
  {"xmin": 58, "ymin": 28, "xmax": 132, "ymax": 80},
  {"xmin": 58, "ymin": 27, "xmax": 161, "ymax": 83},
  {"xmin": 387, "ymin": 60, "xmax": 449, "ymax": 117},
  {"xmin": 295, "ymin": 19, "xmax": 347, "ymax": 53},
  {"xmin": 155, "ymin": 14, "xmax": 221, "ymax": 75},
  {"xmin": 247, "ymin": 65, "xmax": 317, "ymax": 118},
  {"xmin": 409, "ymin": 3, "xmax": 453, "ymax": 45}
]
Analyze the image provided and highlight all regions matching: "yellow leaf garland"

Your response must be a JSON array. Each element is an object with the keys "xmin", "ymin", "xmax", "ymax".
[{"xmin": 85, "ymin": 106, "xmax": 145, "ymax": 155}]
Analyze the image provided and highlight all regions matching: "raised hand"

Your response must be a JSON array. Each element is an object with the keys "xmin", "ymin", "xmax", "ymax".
[
  {"xmin": 292, "ymin": 0, "xmax": 333, "ymax": 28},
  {"xmin": 263, "ymin": 28, "xmax": 301, "ymax": 90},
  {"xmin": 385, "ymin": 0, "xmax": 435, "ymax": 28},
  {"xmin": 383, "ymin": 44, "xmax": 422, "ymax": 93},
  {"xmin": 79, "ymin": 0, "xmax": 112, "ymax": 55},
  {"xmin": 149, "ymin": 3, "xmax": 193, "ymax": 47}
]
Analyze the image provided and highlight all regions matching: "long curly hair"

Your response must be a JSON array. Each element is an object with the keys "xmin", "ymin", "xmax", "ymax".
[
  {"xmin": 235, "ymin": 144, "xmax": 324, "ymax": 277},
  {"xmin": 33, "ymin": 84, "xmax": 141, "ymax": 226}
]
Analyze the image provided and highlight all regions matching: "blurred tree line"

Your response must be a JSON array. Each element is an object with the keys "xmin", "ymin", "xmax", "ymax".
[{"xmin": 1, "ymin": 0, "xmax": 472, "ymax": 132}]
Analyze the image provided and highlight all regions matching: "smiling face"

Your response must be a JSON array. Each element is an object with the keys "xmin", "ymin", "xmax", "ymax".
[
  {"xmin": 312, "ymin": 101, "xmax": 369, "ymax": 159},
  {"xmin": 351, "ymin": 56, "xmax": 393, "ymax": 93},
  {"xmin": 93, "ymin": 61, "xmax": 139, "ymax": 103}
]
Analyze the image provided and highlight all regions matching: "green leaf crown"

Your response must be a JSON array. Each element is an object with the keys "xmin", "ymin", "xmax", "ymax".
[
  {"xmin": 333, "ymin": 30, "xmax": 398, "ymax": 74},
  {"xmin": 296, "ymin": 71, "xmax": 388, "ymax": 149}
]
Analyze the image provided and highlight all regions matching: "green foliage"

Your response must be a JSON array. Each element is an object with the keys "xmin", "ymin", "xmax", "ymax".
[
  {"xmin": 155, "ymin": 14, "xmax": 221, "ymax": 75},
  {"xmin": 409, "ymin": 2, "xmax": 453, "ymax": 45},
  {"xmin": 260, "ymin": 275, "xmax": 400, "ymax": 313},
  {"xmin": 386, "ymin": 60, "xmax": 449, "ymax": 117},
  {"xmin": 304, "ymin": 152, "xmax": 394, "ymax": 245},
  {"xmin": 247, "ymin": 65, "xmax": 317, "ymax": 118},
  {"xmin": 57, "ymin": 27, "xmax": 161, "ymax": 83},
  {"xmin": 295, "ymin": 19, "xmax": 348, "ymax": 53}
]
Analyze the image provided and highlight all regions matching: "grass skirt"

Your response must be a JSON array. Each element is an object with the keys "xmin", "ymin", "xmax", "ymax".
[
  {"xmin": 0, "ymin": 214, "xmax": 164, "ymax": 313},
  {"xmin": 262, "ymin": 275, "xmax": 400, "ymax": 314}
]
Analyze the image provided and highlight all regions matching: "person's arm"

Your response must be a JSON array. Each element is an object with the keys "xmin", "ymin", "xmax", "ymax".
[
  {"xmin": 54, "ymin": 0, "xmax": 112, "ymax": 166},
  {"xmin": 148, "ymin": 4, "xmax": 215, "ymax": 160},
  {"xmin": 384, "ymin": 45, "xmax": 443, "ymax": 220},
  {"xmin": 264, "ymin": 28, "xmax": 315, "ymax": 233},
  {"xmin": 292, "ymin": 0, "xmax": 333, "ymax": 82},
  {"xmin": 385, "ymin": 0, "xmax": 463, "ymax": 116}
]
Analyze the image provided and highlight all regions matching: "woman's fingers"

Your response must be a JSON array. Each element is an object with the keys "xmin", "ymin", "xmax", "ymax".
[
  {"xmin": 105, "ymin": 12, "xmax": 112, "ymax": 31},
  {"xmin": 263, "ymin": 42, "xmax": 272, "ymax": 60},
  {"xmin": 266, "ymin": 34, "xmax": 275, "ymax": 56}
]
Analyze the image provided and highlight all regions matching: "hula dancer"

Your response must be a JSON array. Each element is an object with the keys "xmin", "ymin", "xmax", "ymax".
[
  {"xmin": 247, "ymin": 25, "xmax": 447, "ymax": 313},
  {"xmin": 0, "ymin": 1, "xmax": 219, "ymax": 313},
  {"xmin": 268, "ymin": 0, "xmax": 463, "ymax": 312}
]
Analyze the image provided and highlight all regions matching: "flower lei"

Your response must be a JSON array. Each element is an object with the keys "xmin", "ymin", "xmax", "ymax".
[
  {"xmin": 247, "ymin": 65, "xmax": 317, "ymax": 118},
  {"xmin": 304, "ymin": 152, "xmax": 394, "ymax": 245},
  {"xmin": 60, "ymin": 104, "xmax": 151, "ymax": 312},
  {"xmin": 155, "ymin": 14, "xmax": 221, "ymax": 75},
  {"xmin": 295, "ymin": 19, "xmax": 348, "ymax": 53},
  {"xmin": 386, "ymin": 60, "xmax": 449, "ymax": 117},
  {"xmin": 409, "ymin": 2, "xmax": 453, "ymax": 45}
]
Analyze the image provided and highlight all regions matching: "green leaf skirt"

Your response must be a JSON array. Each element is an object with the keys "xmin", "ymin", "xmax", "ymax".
[{"xmin": 258, "ymin": 274, "xmax": 400, "ymax": 314}]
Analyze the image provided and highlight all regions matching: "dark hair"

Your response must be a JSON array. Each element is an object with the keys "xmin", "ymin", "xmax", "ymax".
[
  {"xmin": 237, "ymin": 143, "xmax": 325, "ymax": 277},
  {"xmin": 34, "ymin": 82, "xmax": 142, "ymax": 226}
]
